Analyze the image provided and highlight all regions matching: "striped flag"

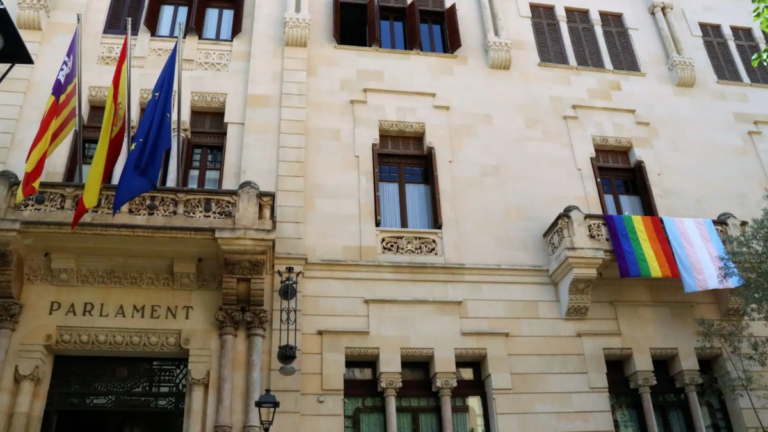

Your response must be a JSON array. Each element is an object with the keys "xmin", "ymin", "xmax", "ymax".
[
  {"xmin": 604, "ymin": 215, "xmax": 680, "ymax": 279},
  {"xmin": 17, "ymin": 29, "xmax": 79, "ymax": 201},
  {"xmin": 72, "ymin": 35, "xmax": 129, "ymax": 228},
  {"xmin": 662, "ymin": 218, "xmax": 742, "ymax": 293}
]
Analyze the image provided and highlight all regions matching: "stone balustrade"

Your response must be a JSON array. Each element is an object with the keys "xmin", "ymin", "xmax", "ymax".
[
  {"xmin": 0, "ymin": 172, "xmax": 274, "ymax": 231},
  {"xmin": 542, "ymin": 206, "xmax": 745, "ymax": 319}
]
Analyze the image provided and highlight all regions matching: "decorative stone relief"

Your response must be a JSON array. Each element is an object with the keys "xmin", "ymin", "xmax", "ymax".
[
  {"xmin": 674, "ymin": 371, "xmax": 703, "ymax": 389},
  {"xmin": 628, "ymin": 371, "xmax": 657, "ymax": 390},
  {"xmin": 16, "ymin": 0, "xmax": 50, "ymax": 30},
  {"xmin": 15, "ymin": 191, "xmax": 66, "ymax": 212},
  {"xmin": 485, "ymin": 39, "xmax": 513, "ymax": 70},
  {"xmin": 189, "ymin": 371, "xmax": 210, "ymax": 386},
  {"xmin": 215, "ymin": 307, "xmax": 243, "ymax": 333},
  {"xmin": 345, "ymin": 347, "xmax": 380, "ymax": 357},
  {"xmin": 149, "ymin": 47, "xmax": 173, "ymax": 57},
  {"xmin": 191, "ymin": 92, "xmax": 227, "ymax": 109},
  {"xmin": 565, "ymin": 278, "xmax": 593, "ymax": 319},
  {"xmin": 603, "ymin": 348, "xmax": 632, "ymax": 359},
  {"xmin": 88, "ymin": 87, "xmax": 110, "ymax": 106},
  {"xmin": 546, "ymin": 216, "xmax": 569, "ymax": 255},
  {"xmin": 15, "ymin": 365, "xmax": 41, "ymax": 383},
  {"xmin": 172, "ymin": 120, "xmax": 191, "ymax": 139},
  {"xmin": 668, "ymin": 56, "xmax": 696, "ymax": 88},
  {"xmin": 127, "ymin": 194, "xmax": 177, "ymax": 216},
  {"xmin": 97, "ymin": 44, "xmax": 122, "ymax": 66},
  {"xmin": 0, "ymin": 301, "xmax": 22, "ymax": 331},
  {"xmin": 695, "ymin": 346, "xmax": 722, "ymax": 359},
  {"xmin": 401, "ymin": 348, "xmax": 434, "ymax": 357},
  {"xmin": 381, "ymin": 236, "xmax": 439, "ymax": 256},
  {"xmin": 24, "ymin": 265, "xmax": 220, "ymax": 290},
  {"xmin": 454, "ymin": 348, "xmax": 487, "ymax": 358},
  {"xmin": 244, "ymin": 309, "xmax": 269, "ymax": 330},
  {"xmin": 379, "ymin": 121, "xmax": 426, "ymax": 135},
  {"xmin": 587, "ymin": 220, "xmax": 609, "ymax": 242},
  {"xmin": 174, "ymin": 272, "xmax": 197, "ymax": 290},
  {"xmin": 432, "ymin": 376, "xmax": 458, "ymax": 393},
  {"xmin": 184, "ymin": 198, "xmax": 234, "ymax": 219},
  {"xmin": 650, "ymin": 348, "xmax": 679, "ymax": 359},
  {"xmin": 196, "ymin": 51, "xmax": 231, "ymax": 72},
  {"xmin": 378, "ymin": 375, "xmax": 403, "ymax": 394},
  {"xmin": 224, "ymin": 257, "xmax": 266, "ymax": 277},
  {"xmin": 592, "ymin": 136, "xmax": 632, "ymax": 149},
  {"xmin": 49, "ymin": 328, "xmax": 186, "ymax": 352},
  {"xmin": 284, "ymin": 14, "xmax": 311, "ymax": 47}
]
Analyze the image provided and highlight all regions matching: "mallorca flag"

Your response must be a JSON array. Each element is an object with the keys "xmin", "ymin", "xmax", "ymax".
[
  {"xmin": 17, "ymin": 29, "xmax": 79, "ymax": 201},
  {"xmin": 72, "ymin": 35, "xmax": 128, "ymax": 228}
]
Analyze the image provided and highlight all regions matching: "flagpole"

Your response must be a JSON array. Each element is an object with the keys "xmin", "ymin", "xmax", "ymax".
[
  {"xmin": 175, "ymin": 22, "xmax": 183, "ymax": 188},
  {"xmin": 75, "ymin": 13, "xmax": 84, "ymax": 183},
  {"xmin": 125, "ymin": 18, "xmax": 132, "ymax": 157}
]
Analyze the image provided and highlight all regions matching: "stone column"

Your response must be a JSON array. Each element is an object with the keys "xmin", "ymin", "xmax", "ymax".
[
  {"xmin": 650, "ymin": 2, "xmax": 678, "ymax": 58},
  {"xmin": 675, "ymin": 372, "xmax": 706, "ymax": 432},
  {"xmin": 188, "ymin": 371, "xmax": 210, "ymax": 432},
  {"xmin": 662, "ymin": 4, "xmax": 685, "ymax": 57},
  {"xmin": 378, "ymin": 373, "xmax": 402, "ymax": 432},
  {"xmin": 9, "ymin": 365, "xmax": 41, "ymax": 432},
  {"xmin": 214, "ymin": 307, "xmax": 243, "ymax": 432},
  {"xmin": 478, "ymin": 0, "xmax": 495, "ymax": 40},
  {"xmin": 0, "ymin": 301, "xmax": 22, "ymax": 376},
  {"xmin": 243, "ymin": 309, "xmax": 269, "ymax": 432},
  {"xmin": 629, "ymin": 372, "xmax": 659, "ymax": 432},
  {"xmin": 488, "ymin": 0, "xmax": 506, "ymax": 39},
  {"xmin": 433, "ymin": 374, "xmax": 458, "ymax": 432},
  {"xmin": 557, "ymin": 13, "xmax": 576, "ymax": 66}
]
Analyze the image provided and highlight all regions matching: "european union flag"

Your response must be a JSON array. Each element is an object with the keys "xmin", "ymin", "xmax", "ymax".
[{"xmin": 113, "ymin": 43, "xmax": 177, "ymax": 214}]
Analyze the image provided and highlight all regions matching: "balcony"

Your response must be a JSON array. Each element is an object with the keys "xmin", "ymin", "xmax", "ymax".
[{"xmin": 542, "ymin": 206, "xmax": 745, "ymax": 320}]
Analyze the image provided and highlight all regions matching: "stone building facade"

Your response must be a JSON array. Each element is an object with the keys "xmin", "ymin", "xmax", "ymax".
[{"xmin": 0, "ymin": 0, "xmax": 767, "ymax": 431}]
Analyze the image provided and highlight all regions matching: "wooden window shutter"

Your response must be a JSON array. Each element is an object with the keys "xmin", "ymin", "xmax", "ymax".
[
  {"xmin": 732, "ymin": 27, "xmax": 768, "ymax": 84},
  {"xmin": 406, "ymin": 0, "xmax": 421, "ymax": 51},
  {"xmin": 566, "ymin": 9, "xmax": 603, "ymax": 68},
  {"xmin": 232, "ymin": 0, "xmax": 245, "ymax": 37},
  {"xmin": 333, "ymin": 0, "xmax": 341, "ymax": 44},
  {"xmin": 634, "ymin": 161, "xmax": 658, "ymax": 217},
  {"xmin": 600, "ymin": 13, "xmax": 639, "ymax": 72},
  {"xmin": 106, "ymin": 0, "xmax": 145, "ymax": 35},
  {"xmin": 530, "ymin": 5, "xmax": 567, "ymax": 65},
  {"xmin": 367, "ymin": 0, "xmax": 380, "ymax": 47},
  {"xmin": 591, "ymin": 157, "xmax": 608, "ymax": 214},
  {"xmin": 192, "ymin": 0, "xmax": 208, "ymax": 36},
  {"xmin": 428, "ymin": 146, "xmax": 442, "ymax": 229},
  {"xmin": 700, "ymin": 24, "xmax": 741, "ymax": 82},
  {"xmin": 144, "ymin": 0, "xmax": 162, "ymax": 36},
  {"xmin": 445, "ymin": 3, "xmax": 462, "ymax": 54},
  {"xmin": 372, "ymin": 144, "xmax": 381, "ymax": 227}
]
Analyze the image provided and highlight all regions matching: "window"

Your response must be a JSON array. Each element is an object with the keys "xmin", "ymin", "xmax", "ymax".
[
  {"xmin": 202, "ymin": 6, "xmax": 235, "ymax": 41},
  {"xmin": 700, "ymin": 24, "xmax": 741, "ymax": 82},
  {"xmin": 591, "ymin": 150, "xmax": 657, "ymax": 217},
  {"xmin": 373, "ymin": 136, "xmax": 442, "ymax": 229},
  {"xmin": 452, "ymin": 364, "xmax": 489, "ymax": 432},
  {"xmin": 185, "ymin": 112, "xmax": 226, "ymax": 189},
  {"xmin": 731, "ymin": 27, "xmax": 768, "ymax": 84},
  {"xmin": 600, "ymin": 13, "xmax": 640, "ymax": 72},
  {"xmin": 419, "ymin": 12, "xmax": 446, "ymax": 53},
  {"xmin": 397, "ymin": 363, "xmax": 441, "ymax": 431},
  {"xmin": 651, "ymin": 361, "xmax": 696, "ymax": 431},
  {"xmin": 104, "ymin": 0, "xmax": 145, "ymax": 35},
  {"xmin": 344, "ymin": 362, "xmax": 385, "ymax": 432},
  {"xmin": 156, "ymin": 2, "xmax": 189, "ymax": 37},
  {"xmin": 606, "ymin": 361, "xmax": 646, "ymax": 432},
  {"xmin": 334, "ymin": 0, "xmax": 380, "ymax": 48},
  {"xmin": 416, "ymin": 0, "xmax": 460, "ymax": 54},
  {"xmin": 380, "ymin": 6, "xmax": 407, "ymax": 50},
  {"xmin": 566, "ymin": 9, "xmax": 604, "ymax": 68},
  {"xmin": 530, "ymin": 5, "xmax": 568, "ymax": 65},
  {"xmin": 697, "ymin": 360, "xmax": 734, "ymax": 432},
  {"xmin": 66, "ymin": 107, "xmax": 105, "ymax": 182}
]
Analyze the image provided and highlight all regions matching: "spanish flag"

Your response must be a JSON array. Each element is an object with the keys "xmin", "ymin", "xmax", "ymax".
[
  {"xmin": 17, "ymin": 29, "xmax": 79, "ymax": 202},
  {"xmin": 72, "ymin": 35, "xmax": 129, "ymax": 228}
]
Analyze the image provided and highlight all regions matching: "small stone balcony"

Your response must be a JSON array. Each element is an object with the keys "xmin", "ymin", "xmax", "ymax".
[
  {"xmin": 0, "ymin": 171, "xmax": 274, "ymax": 231},
  {"xmin": 542, "ymin": 206, "xmax": 745, "ymax": 320}
]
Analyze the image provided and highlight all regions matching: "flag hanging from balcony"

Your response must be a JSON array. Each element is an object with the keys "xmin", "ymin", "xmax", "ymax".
[
  {"xmin": 72, "ymin": 35, "xmax": 129, "ymax": 228},
  {"xmin": 604, "ymin": 215, "xmax": 680, "ymax": 279},
  {"xmin": 17, "ymin": 29, "xmax": 79, "ymax": 202},
  {"xmin": 661, "ymin": 218, "xmax": 741, "ymax": 293}
]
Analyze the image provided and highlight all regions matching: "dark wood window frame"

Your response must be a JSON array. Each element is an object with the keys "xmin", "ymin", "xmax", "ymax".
[
  {"xmin": 104, "ymin": 0, "xmax": 146, "ymax": 36},
  {"xmin": 565, "ymin": 8, "xmax": 604, "ymax": 68},
  {"xmin": 700, "ymin": 23, "xmax": 742, "ymax": 82},
  {"xmin": 65, "ymin": 107, "xmax": 105, "ymax": 182},
  {"xmin": 419, "ymin": 10, "xmax": 447, "ymax": 54},
  {"xmin": 398, "ymin": 363, "xmax": 440, "ymax": 431},
  {"xmin": 200, "ymin": 2, "xmax": 236, "ymax": 41},
  {"xmin": 151, "ymin": 0, "xmax": 191, "ymax": 38},
  {"xmin": 453, "ymin": 363, "xmax": 491, "ymax": 432},
  {"xmin": 606, "ymin": 360, "xmax": 648, "ymax": 432},
  {"xmin": 144, "ymin": 0, "xmax": 243, "ymax": 38},
  {"xmin": 531, "ymin": 4, "xmax": 568, "ymax": 65},
  {"xmin": 697, "ymin": 359, "xmax": 734, "ymax": 432},
  {"xmin": 344, "ymin": 362, "xmax": 384, "ymax": 432},
  {"xmin": 380, "ymin": 6, "xmax": 408, "ymax": 50},
  {"xmin": 591, "ymin": 150, "xmax": 658, "ymax": 217},
  {"xmin": 373, "ymin": 137, "xmax": 443, "ymax": 229},
  {"xmin": 183, "ymin": 112, "xmax": 226, "ymax": 189},
  {"xmin": 600, "ymin": 12, "xmax": 640, "ymax": 72},
  {"xmin": 731, "ymin": 27, "xmax": 768, "ymax": 84},
  {"xmin": 651, "ymin": 360, "xmax": 696, "ymax": 432}
]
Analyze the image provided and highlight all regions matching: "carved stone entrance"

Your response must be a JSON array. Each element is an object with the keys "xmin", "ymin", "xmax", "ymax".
[{"xmin": 41, "ymin": 356, "xmax": 188, "ymax": 432}]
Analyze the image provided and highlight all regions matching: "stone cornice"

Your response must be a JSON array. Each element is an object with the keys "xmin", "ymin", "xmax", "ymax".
[{"xmin": 46, "ymin": 327, "xmax": 188, "ymax": 352}]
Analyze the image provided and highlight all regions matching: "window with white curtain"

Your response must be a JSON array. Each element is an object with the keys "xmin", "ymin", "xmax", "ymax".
[
  {"xmin": 156, "ymin": 4, "xmax": 189, "ymax": 37},
  {"xmin": 378, "ymin": 160, "xmax": 435, "ymax": 229},
  {"xmin": 592, "ymin": 150, "xmax": 655, "ymax": 217},
  {"xmin": 202, "ymin": 7, "xmax": 235, "ymax": 41}
]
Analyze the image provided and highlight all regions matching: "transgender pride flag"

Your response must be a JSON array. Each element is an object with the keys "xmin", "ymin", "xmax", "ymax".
[{"xmin": 661, "ymin": 218, "xmax": 742, "ymax": 293}]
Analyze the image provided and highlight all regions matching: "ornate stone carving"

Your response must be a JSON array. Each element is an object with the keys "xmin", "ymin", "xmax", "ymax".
[
  {"xmin": 400, "ymin": 348, "xmax": 434, "ymax": 357},
  {"xmin": 244, "ymin": 309, "xmax": 269, "ymax": 330},
  {"xmin": 184, "ymin": 198, "xmax": 235, "ymax": 219},
  {"xmin": 695, "ymin": 346, "xmax": 722, "ymax": 359},
  {"xmin": 667, "ymin": 56, "xmax": 695, "ymax": 88},
  {"xmin": 77, "ymin": 269, "xmax": 174, "ymax": 288},
  {"xmin": 149, "ymin": 46, "xmax": 173, "ymax": 57},
  {"xmin": 0, "ymin": 301, "xmax": 22, "ymax": 331},
  {"xmin": 15, "ymin": 365, "xmax": 41, "ymax": 383},
  {"xmin": 379, "ymin": 121, "xmax": 426, "ymax": 135},
  {"xmin": 191, "ymin": 92, "xmax": 227, "ymax": 109},
  {"xmin": 345, "ymin": 347, "xmax": 380, "ymax": 357},
  {"xmin": 603, "ymin": 348, "xmax": 632, "ymax": 359},
  {"xmin": 546, "ymin": 216, "xmax": 568, "ymax": 255},
  {"xmin": 378, "ymin": 376, "xmax": 403, "ymax": 392},
  {"xmin": 433, "ymin": 375, "xmax": 458, "ymax": 395},
  {"xmin": 52, "ymin": 328, "xmax": 185, "ymax": 352},
  {"xmin": 15, "ymin": 191, "xmax": 66, "ymax": 212},
  {"xmin": 24, "ymin": 266, "xmax": 220, "ymax": 290},
  {"xmin": 565, "ymin": 278, "xmax": 593, "ymax": 319},
  {"xmin": 674, "ymin": 372, "xmax": 703, "ymax": 389},
  {"xmin": 592, "ymin": 136, "xmax": 633, "ymax": 149},
  {"xmin": 650, "ymin": 348, "xmax": 678, "ymax": 359},
  {"xmin": 224, "ymin": 257, "xmax": 265, "ymax": 277},
  {"xmin": 189, "ymin": 370, "xmax": 210, "ymax": 386},
  {"xmin": 16, "ymin": 0, "xmax": 50, "ymax": 30},
  {"xmin": 88, "ymin": 86, "xmax": 110, "ymax": 105},
  {"xmin": 214, "ymin": 426, "xmax": 232, "ymax": 432},
  {"xmin": 284, "ymin": 14, "xmax": 311, "ymax": 47},
  {"xmin": 485, "ymin": 39, "xmax": 513, "ymax": 70},
  {"xmin": 172, "ymin": 120, "xmax": 191, "ymax": 139},
  {"xmin": 215, "ymin": 307, "xmax": 243, "ymax": 332},
  {"xmin": 587, "ymin": 220, "xmax": 609, "ymax": 242},
  {"xmin": 629, "ymin": 371, "xmax": 657, "ymax": 390},
  {"xmin": 97, "ymin": 44, "xmax": 123, "ymax": 66},
  {"xmin": 196, "ymin": 51, "xmax": 231, "ymax": 72},
  {"xmin": 381, "ymin": 236, "xmax": 439, "ymax": 256},
  {"xmin": 454, "ymin": 348, "xmax": 487, "ymax": 358},
  {"xmin": 0, "ymin": 249, "xmax": 13, "ymax": 268},
  {"xmin": 51, "ymin": 268, "xmax": 77, "ymax": 285},
  {"xmin": 127, "ymin": 194, "xmax": 177, "ymax": 216},
  {"xmin": 174, "ymin": 272, "xmax": 197, "ymax": 290}
]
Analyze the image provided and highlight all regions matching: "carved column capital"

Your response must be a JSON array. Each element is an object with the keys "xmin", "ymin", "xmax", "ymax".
[
  {"xmin": 378, "ymin": 373, "xmax": 403, "ymax": 397},
  {"xmin": 485, "ymin": 38, "xmax": 513, "ymax": 70},
  {"xmin": 432, "ymin": 374, "xmax": 458, "ymax": 396},
  {"xmin": 172, "ymin": 120, "xmax": 191, "ymax": 139},
  {"xmin": 648, "ymin": 2, "xmax": 665, "ymax": 13},
  {"xmin": 667, "ymin": 56, "xmax": 696, "ymax": 88},
  {"xmin": 244, "ymin": 309, "xmax": 269, "ymax": 333},
  {"xmin": 674, "ymin": 371, "xmax": 703, "ymax": 392},
  {"xmin": 0, "ymin": 301, "xmax": 21, "ymax": 331},
  {"xmin": 14, "ymin": 365, "xmax": 41, "ymax": 383},
  {"xmin": 16, "ymin": 0, "xmax": 50, "ymax": 30},
  {"xmin": 284, "ymin": 14, "xmax": 311, "ymax": 47},
  {"xmin": 223, "ymin": 256, "xmax": 266, "ymax": 278},
  {"xmin": 662, "ymin": 2, "xmax": 674, "ymax": 12},
  {"xmin": 189, "ymin": 370, "xmax": 210, "ymax": 386},
  {"xmin": 629, "ymin": 371, "xmax": 657, "ymax": 394},
  {"xmin": 215, "ymin": 307, "xmax": 243, "ymax": 335}
]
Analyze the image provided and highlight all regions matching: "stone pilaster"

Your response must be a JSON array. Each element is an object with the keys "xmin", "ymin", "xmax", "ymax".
[
  {"xmin": 378, "ymin": 373, "xmax": 402, "ymax": 432},
  {"xmin": 675, "ymin": 371, "xmax": 706, "ymax": 432},
  {"xmin": 188, "ymin": 371, "xmax": 210, "ymax": 432},
  {"xmin": 0, "ymin": 300, "xmax": 22, "ymax": 378},
  {"xmin": 432, "ymin": 374, "xmax": 458, "ymax": 432},
  {"xmin": 650, "ymin": 2, "xmax": 696, "ymax": 87},
  {"xmin": 629, "ymin": 371, "xmax": 659, "ymax": 432},
  {"xmin": 9, "ymin": 365, "xmax": 42, "ymax": 432},
  {"xmin": 214, "ymin": 307, "xmax": 243, "ymax": 432},
  {"xmin": 243, "ymin": 309, "xmax": 269, "ymax": 432}
]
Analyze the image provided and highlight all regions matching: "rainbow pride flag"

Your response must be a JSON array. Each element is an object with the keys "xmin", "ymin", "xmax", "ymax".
[{"xmin": 604, "ymin": 215, "xmax": 680, "ymax": 278}]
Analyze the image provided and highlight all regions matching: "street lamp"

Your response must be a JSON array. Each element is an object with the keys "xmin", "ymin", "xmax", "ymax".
[
  {"xmin": 255, "ymin": 389, "xmax": 280, "ymax": 432},
  {"xmin": 0, "ymin": 1, "xmax": 34, "ymax": 85},
  {"xmin": 276, "ymin": 267, "xmax": 301, "ymax": 376}
]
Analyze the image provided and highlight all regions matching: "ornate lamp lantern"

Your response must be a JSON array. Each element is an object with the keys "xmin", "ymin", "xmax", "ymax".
[
  {"xmin": 277, "ymin": 266, "xmax": 301, "ymax": 376},
  {"xmin": 255, "ymin": 389, "xmax": 280, "ymax": 432}
]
